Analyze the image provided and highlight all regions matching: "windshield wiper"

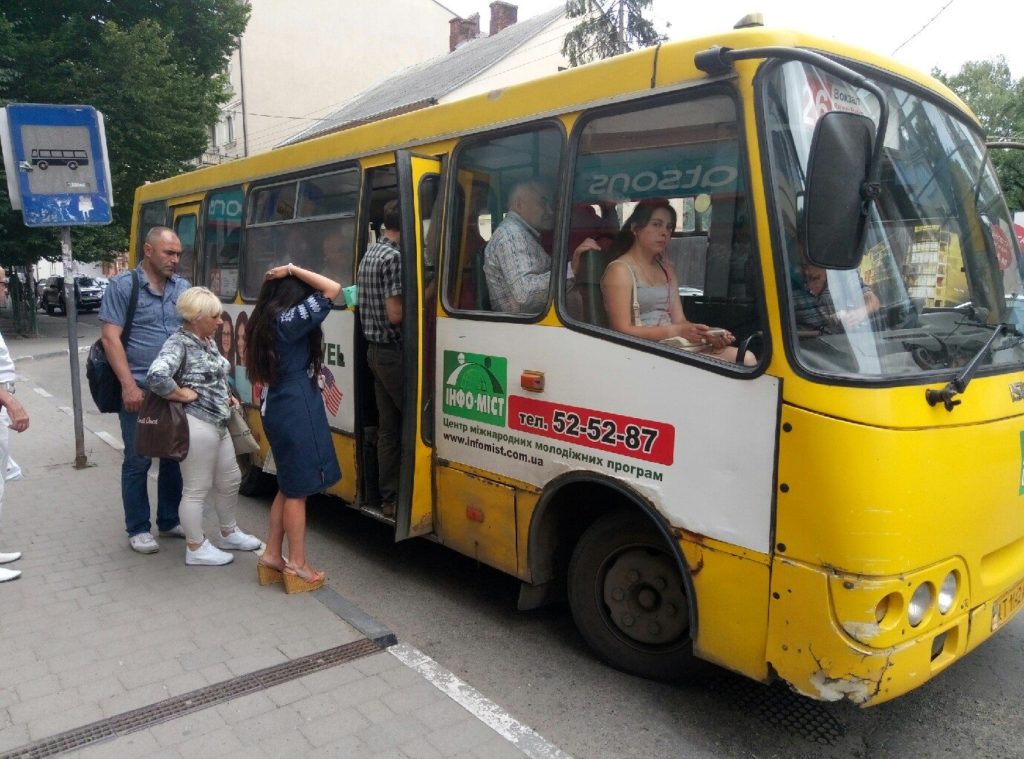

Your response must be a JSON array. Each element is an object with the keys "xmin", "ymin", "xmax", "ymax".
[{"xmin": 926, "ymin": 323, "xmax": 1014, "ymax": 411}]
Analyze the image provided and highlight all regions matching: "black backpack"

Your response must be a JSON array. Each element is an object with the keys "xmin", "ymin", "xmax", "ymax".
[{"xmin": 86, "ymin": 270, "xmax": 139, "ymax": 413}]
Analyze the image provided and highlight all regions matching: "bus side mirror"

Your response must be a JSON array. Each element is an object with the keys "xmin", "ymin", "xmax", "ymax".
[{"xmin": 803, "ymin": 111, "xmax": 875, "ymax": 270}]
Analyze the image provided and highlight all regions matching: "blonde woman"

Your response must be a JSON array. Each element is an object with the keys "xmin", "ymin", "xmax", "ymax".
[{"xmin": 147, "ymin": 287, "xmax": 261, "ymax": 565}]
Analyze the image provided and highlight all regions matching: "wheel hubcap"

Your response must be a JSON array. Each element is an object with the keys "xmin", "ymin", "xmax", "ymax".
[{"xmin": 602, "ymin": 547, "xmax": 688, "ymax": 646}]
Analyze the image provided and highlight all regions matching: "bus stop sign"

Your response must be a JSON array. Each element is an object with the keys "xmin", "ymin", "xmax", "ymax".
[{"xmin": 0, "ymin": 103, "xmax": 113, "ymax": 226}]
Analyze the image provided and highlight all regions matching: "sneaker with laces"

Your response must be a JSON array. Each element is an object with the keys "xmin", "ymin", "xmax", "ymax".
[
  {"xmin": 217, "ymin": 528, "xmax": 262, "ymax": 551},
  {"xmin": 185, "ymin": 539, "xmax": 234, "ymax": 566},
  {"xmin": 158, "ymin": 525, "xmax": 186, "ymax": 538},
  {"xmin": 129, "ymin": 532, "xmax": 159, "ymax": 554}
]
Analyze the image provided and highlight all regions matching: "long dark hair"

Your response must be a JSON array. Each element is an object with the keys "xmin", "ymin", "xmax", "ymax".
[
  {"xmin": 608, "ymin": 198, "xmax": 677, "ymax": 258},
  {"xmin": 245, "ymin": 276, "xmax": 324, "ymax": 385}
]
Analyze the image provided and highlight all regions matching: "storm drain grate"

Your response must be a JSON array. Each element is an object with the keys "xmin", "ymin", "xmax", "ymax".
[
  {"xmin": 2, "ymin": 637, "xmax": 382, "ymax": 759},
  {"xmin": 702, "ymin": 671, "xmax": 847, "ymax": 746}
]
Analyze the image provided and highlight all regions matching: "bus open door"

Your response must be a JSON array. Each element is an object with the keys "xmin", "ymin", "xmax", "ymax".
[{"xmin": 395, "ymin": 150, "xmax": 443, "ymax": 539}]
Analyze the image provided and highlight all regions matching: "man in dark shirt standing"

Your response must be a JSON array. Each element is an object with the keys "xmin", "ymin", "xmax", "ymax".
[
  {"xmin": 356, "ymin": 200, "xmax": 403, "ymax": 518},
  {"xmin": 100, "ymin": 226, "xmax": 192, "ymax": 553}
]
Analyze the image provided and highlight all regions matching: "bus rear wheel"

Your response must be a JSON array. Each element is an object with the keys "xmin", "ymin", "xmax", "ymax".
[{"xmin": 567, "ymin": 512, "xmax": 700, "ymax": 682}]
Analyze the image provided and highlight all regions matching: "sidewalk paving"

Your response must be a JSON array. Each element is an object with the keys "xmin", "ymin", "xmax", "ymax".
[{"xmin": 0, "ymin": 313, "xmax": 565, "ymax": 759}]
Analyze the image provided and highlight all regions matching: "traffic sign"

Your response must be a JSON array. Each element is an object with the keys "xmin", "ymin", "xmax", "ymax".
[{"xmin": 0, "ymin": 103, "xmax": 113, "ymax": 226}]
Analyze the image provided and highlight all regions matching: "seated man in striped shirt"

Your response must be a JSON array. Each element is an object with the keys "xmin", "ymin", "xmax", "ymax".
[{"xmin": 483, "ymin": 179, "xmax": 598, "ymax": 315}]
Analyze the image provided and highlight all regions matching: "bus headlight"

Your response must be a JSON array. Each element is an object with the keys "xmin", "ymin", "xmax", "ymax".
[
  {"xmin": 908, "ymin": 583, "xmax": 934, "ymax": 627},
  {"xmin": 937, "ymin": 571, "xmax": 958, "ymax": 614}
]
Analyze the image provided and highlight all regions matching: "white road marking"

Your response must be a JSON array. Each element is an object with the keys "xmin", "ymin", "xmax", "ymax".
[
  {"xmin": 33, "ymin": 387, "xmax": 53, "ymax": 398},
  {"xmin": 96, "ymin": 431, "xmax": 124, "ymax": 451},
  {"xmin": 389, "ymin": 642, "xmax": 572, "ymax": 759}
]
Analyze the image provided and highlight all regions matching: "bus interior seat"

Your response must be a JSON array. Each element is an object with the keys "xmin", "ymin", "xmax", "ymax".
[
  {"xmin": 471, "ymin": 248, "xmax": 492, "ymax": 311},
  {"xmin": 570, "ymin": 203, "xmax": 618, "ymax": 325},
  {"xmin": 682, "ymin": 205, "xmax": 760, "ymax": 341},
  {"xmin": 576, "ymin": 247, "xmax": 615, "ymax": 326}
]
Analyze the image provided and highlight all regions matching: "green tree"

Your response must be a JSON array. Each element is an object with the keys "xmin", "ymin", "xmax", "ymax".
[
  {"xmin": 0, "ymin": 2, "xmax": 249, "ymax": 268},
  {"xmin": 934, "ymin": 56, "xmax": 1024, "ymax": 212},
  {"xmin": 561, "ymin": 0, "xmax": 665, "ymax": 68}
]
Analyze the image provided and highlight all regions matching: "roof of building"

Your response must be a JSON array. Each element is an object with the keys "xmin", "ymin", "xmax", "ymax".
[{"xmin": 281, "ymin": 5, "xmax": 564, "ymax": 146}]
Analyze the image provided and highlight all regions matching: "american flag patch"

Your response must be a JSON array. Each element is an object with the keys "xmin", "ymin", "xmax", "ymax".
[{"xmin": 319, "ymin": 366, "xmax": 342, "ymax": 416}]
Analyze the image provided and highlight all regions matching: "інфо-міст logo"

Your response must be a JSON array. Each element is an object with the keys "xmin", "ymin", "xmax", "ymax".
[{"xmin": 443, "ymin": 351, "xmax": 507, "ymax": 426}]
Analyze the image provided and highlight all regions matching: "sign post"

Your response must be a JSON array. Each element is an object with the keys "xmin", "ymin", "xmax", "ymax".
[{"xmin": 1, "ymin": 103, "xmax": 114, "ymax": 469}]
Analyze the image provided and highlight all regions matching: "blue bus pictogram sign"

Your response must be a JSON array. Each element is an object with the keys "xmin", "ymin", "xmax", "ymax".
[{"xmin": 0, "ymin": 103, "xmax": 113, "ymax": 227}]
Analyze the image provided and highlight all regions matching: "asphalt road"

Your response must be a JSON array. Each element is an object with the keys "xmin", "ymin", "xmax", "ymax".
[{"xmin": 17, "ymin": 311, "xmax": 1024, "ymax": 758}]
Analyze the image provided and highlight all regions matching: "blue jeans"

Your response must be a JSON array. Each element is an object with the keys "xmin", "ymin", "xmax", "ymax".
[{"xmin": 119, "ymin": 409, "xmax": 182, "ymax": 537}]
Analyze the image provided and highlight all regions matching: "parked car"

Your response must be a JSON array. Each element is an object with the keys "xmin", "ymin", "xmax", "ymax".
[{"xmin": 39, "ymin": 275, "xmax": 104, "ymax": 315}]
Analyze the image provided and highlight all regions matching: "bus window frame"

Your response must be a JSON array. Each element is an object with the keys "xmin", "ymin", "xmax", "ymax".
[
  {"xmin": 440, "ymin": 118, "xmax": 568, "ymax": 321},
  {"xmin": 556, "ymin": 84, "xmax": 770, "ymax": 376},
  {"xmin": 241, "ymin": 161, "xmax": 362, "ymax": 302}
]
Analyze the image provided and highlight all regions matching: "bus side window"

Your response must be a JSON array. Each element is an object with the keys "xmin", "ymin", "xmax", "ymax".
[
  {"xmin": 173, "ymin": 214, "xmax": 197, "ymax": 284},
  {"xmin": 566, "ymin": 94, "xmax": 764, "ymax": 361},
  {"xmin": 202, "ymin": 187, "xmax": 243, "ymax": 302},
  {"xmin": 444, "ymin": 126, "xmax": 563, "ymax": 316}
]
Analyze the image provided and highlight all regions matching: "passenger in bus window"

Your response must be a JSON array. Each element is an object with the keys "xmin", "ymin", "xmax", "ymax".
[
  {"xmin": 483, "ymin": 180, "xmax": 598, "ymax": 314},
  {"xmin": 320, "ymin": 228, "xmax": 348, "ymax": 280},
  {"xmin": 793, "ymin": 260, "xmax": 880, "ymax": 336},
  {"xmin": 355, "ymin": 200, "xmax": 403, "ymax": 519},
  {"xmin": 283, "ymin": 227, "xmax": 312, "ymax": 269},
  {"xmin": 601, "ymin": 199, "xmax": 752, "ymax": 364}
]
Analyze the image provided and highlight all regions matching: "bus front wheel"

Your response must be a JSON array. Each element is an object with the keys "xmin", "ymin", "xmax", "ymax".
[{"xmin": 567, "ymin": 512, "xmax": 700, "ymax": 682}]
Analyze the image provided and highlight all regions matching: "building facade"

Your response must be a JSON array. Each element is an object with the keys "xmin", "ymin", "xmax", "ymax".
[{"xmin": 201, "ymin": 0, "xmax": 461, "ymax": 163}]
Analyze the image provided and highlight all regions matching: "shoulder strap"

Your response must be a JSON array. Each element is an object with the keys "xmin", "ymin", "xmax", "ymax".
[
  {"xmin": 608, "ymin": 260, "xmax": 641, "ymax": 326},
  {"xmin": 120, "ymin": 270, "xmax": 140, "ymax": 348}
]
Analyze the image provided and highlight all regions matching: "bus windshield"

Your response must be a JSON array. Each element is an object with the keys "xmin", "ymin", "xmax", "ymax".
[{"xmin": 763, "ymin": 60, "xmax": 1024, "ymax": 381}]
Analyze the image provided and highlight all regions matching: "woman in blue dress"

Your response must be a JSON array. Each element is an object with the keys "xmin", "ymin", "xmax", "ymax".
[{"xmin": 246, "ymin": 263, "xmax": 341, "ymax": 592}]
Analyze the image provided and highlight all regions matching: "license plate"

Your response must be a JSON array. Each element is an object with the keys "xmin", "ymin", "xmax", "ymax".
[{"xmin": 991, "ymin": 579, "xmax": 1024, "ymax": 632}]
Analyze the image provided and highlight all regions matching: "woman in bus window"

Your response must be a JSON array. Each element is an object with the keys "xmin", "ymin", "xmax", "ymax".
[
  {"xmin": 245, "ymin": 263, "xmax": 341, "ymax": 593},
  {"xmin": 601, "ymin": 199, "xmax": 751, "ymax": 364}
]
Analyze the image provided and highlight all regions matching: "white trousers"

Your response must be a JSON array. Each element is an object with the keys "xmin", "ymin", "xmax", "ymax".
[
  {"xmin": 0, "ymin": 408, "xmax": 10, "ymax": 523},
  {"xmin": 178, "ymin": 414, "xmax": 242, "ymax": 544}
]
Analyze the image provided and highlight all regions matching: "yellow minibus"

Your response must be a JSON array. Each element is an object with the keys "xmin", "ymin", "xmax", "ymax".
[{"xmin": 130, "ymin": 21, "xmax": 1024, "ymax": 706}]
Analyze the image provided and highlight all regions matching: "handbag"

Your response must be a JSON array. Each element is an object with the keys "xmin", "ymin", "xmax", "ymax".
[
  {"xmin": 133, "ymin": 352, "xmax": 189, "ymax": 461},
  {"xmin": 86, "ymin": 270, "xmax": 139, "ymax": 413},
  {"xmin": 227, "ymin": 405, "xmax": 259, "ymax": 455}
]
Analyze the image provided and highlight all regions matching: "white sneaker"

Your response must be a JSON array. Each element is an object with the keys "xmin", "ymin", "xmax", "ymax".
[
  {"xmin": 0, "ymin": 551, "xmax": 21, "ymax": 564},
  {"xmin": 158, "ymin": 525, "xmax": 186, "ymax": 538},
  {"xmin": 185, "ymin": 539, "xmax": 234, "ymax": 566},
  {"xmin": 0, "ymin": 566, "xmax": 21, "ymax": 582},
  {"xmin": 129, "ymin": 532, "xmax": 159, "ymax": 554},
  {"xmin": 216, "ymin": 528, "xmax": 262, "ymax": 551}
]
